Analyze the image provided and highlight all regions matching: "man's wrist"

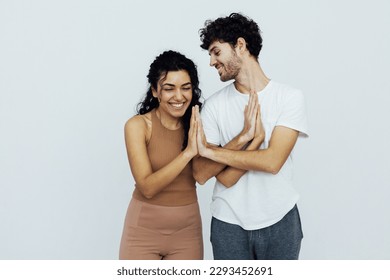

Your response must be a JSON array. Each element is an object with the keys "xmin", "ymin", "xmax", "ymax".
[
  {"xmin": 200, "ymin": 144, "xmax": 214, "ymax": 159},
  {"xmin": 237, "ymin": 133, "xmax": 251, "ymax": 146},
  {"xmin": 253, "ymin": 133, "xmax": 265, "ymax": 145}
]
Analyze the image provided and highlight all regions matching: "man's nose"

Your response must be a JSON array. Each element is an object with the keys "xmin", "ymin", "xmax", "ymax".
[{"xmin": 210, "ymin": 56, "xmax": 216, "ymax": 67}]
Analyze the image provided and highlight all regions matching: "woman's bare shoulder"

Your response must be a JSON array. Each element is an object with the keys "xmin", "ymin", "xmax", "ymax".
[{"xmin": 124, "ymin": 112, "xmax": 152, "ymax": 142}]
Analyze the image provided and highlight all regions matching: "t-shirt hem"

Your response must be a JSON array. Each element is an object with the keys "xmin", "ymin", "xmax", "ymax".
[{"xmin": 211, "ymin": 200, "xmax": 299, "ymax": 231}]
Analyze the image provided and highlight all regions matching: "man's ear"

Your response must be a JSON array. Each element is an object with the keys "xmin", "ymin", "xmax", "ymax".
[{"xmin": 235, "ymin": 37, "xmax": 247, "ymax": 53}]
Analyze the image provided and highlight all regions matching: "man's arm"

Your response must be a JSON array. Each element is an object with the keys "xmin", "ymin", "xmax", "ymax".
[
  {"xmin": 192, "ymin": 135, "xmax": 248, "ymax": 185},
  {"xmin": 199, "ymin": 125, "xmax": 299, "ymax": 174},
  {"xmin": 193, "ymin": 92, "xmax": 259, "ymax": 185},
  {"xmin": 216, "ymin": 103, "xmax": 265, "ymax": 187},
  {"xmin": 215, "ymin": 137, "xmax": 261, "ymax": 187}
]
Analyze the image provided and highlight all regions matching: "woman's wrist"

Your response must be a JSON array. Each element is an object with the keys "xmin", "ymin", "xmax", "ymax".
[{"xmin": 183, "ymin": 147, "xmax": 196, "ymax": 160}]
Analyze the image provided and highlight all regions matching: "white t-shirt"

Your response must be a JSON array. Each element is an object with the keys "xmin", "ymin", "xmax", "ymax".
[{"xmin": 201, "ymin": 80, "xmax": 309, "ymax": 230}]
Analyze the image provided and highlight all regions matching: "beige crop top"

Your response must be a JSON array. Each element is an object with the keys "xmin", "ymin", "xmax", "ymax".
[{"xmin": 132, "ymin": 109, "xmax": 197, "ymax": 206}]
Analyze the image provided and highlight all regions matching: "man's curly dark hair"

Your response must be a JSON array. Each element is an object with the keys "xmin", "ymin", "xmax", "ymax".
[{"xmin": 199, "ymin": 13, "xmax": 263, "ymax": 59}]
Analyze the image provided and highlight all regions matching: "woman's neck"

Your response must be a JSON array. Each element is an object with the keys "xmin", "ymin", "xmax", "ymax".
[{"xmin": 155, "ymin": 108, "xmax": 182, "ymax": 130}]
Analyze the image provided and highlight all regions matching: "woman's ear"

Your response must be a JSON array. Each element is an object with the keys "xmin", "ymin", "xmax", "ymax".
[
  {"xmin": 151, "ymin": 87, "xmax": 161, "ymax": 102},
  {"xmin": 151, "ymin": 87, "xmax": 158, "ymax": 98}
]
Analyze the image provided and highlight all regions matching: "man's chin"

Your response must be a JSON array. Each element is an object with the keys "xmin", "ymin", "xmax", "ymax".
[{"xmin": 220, "ymin": 75, "xmax": 232, "ymax": 82}]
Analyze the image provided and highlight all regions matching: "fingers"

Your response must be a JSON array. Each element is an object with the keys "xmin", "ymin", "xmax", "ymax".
[
  {"xmin": 255, "ymin": 103, "xmax": 262, "ymax": 124},
  {"xmin": 248, "ymin": 92, "xmax": 258, "ymax": 131},
  {"xmin": 247, "ymin": 91, "xmax": 258, "ymax": 119},
  {"xmin": 256, "ymin": 103, "xmax": 261, "ymax": 119},
  {"xmin": 196, "ymin": 111, "xmax": 206, "ymax": 144},
  {"xmin": 189, "ymin": 106, "xmax": 195, "ymax": 133},
  {"xmin": 192, "ymin": 120, "xmax": 198, "ymax": 144},
  {"xmin": 254, "ymin": 103, "xmax": 265, "ymax": 138},
  {"xmin": 192, "ymin": 105, "xmax": 200, "ymax": 133},
  {"xmin": 189, "ymin": 106, "xmax": 200, "ymax": 139},
  {"xmin": 192, "ymin": 105, "xmax": 209, "ymax": 158},
  {"xmin": 196, "ymin": 117, "xmax": 203, "ymax": 148},
  {"xmin": 193, "ymin": 105, "xmax": 203, "ymax": 143},
  {"xmin": 187, "ymin": 106, "xmax": 199, "ymax": 156},
  {"xmin": 197, "ymin": 111, "xmax": 203, "ymax": 138},
  {"xmin": 191, "ymin": 105, "xmax": 201, "ymax": 126},
  {"xmin": 194, "ymin": 105, "xmax": 200, "ymax": 122}
]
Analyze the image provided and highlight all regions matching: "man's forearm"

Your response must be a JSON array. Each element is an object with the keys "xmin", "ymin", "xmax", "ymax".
[
  {"xmin": 202, "ymin": 127, "xmax": 299, "ymax": 175},
  {"xmin": 203, "ymin": 146, "xmax": 278, "ymax": 174},
  {"xmin": 192, "ymin": 134, "xmax": 249, "ymax": 185},
  {"xmin": 216, "ymin": 137, "xmax": 263, "ymax": 187}
]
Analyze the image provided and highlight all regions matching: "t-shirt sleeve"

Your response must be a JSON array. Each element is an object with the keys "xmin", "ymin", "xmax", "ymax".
[
  {"xmin": 200, "ymin": 99, "xmax": 221, "ymax": 146},
  {"xmin": 276, "ymin": 90, "xmax": 309, "ymax": 137}
]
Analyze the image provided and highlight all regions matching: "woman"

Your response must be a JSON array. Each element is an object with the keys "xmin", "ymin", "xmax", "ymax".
[{"xmin": 119, "ymin": 51, "xmax": 203, "ymax": 260}]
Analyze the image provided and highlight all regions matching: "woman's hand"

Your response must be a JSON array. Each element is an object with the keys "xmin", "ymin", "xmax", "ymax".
[
  {"xmin": 184, "ymin": 106, "xmax": 198, "ymax": 158},
  {"xmin": 195, "ymin": 105, "xmax": 210, "ymax": 158}
]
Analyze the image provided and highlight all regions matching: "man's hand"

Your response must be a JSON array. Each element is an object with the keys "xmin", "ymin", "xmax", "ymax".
[
  {"xmin": 239, "ymin": 91, "xmax": 259, "ymax": 143},
  {"xmin": 253, "ymin": 102, "xmax": 265, "ymax": 144}
]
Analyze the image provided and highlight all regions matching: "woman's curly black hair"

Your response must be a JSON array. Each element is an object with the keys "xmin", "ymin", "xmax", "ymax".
[
  {"xmin": 137, "ymin": 50, "xmax": 202, "ymax": 150},
  {"xmin": 199, "ymin": 13, "xmax": 263, "ymax": 59}
]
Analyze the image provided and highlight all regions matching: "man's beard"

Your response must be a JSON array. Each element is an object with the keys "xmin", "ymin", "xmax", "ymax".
[{"xmin": 219, "ymin": 53, "xmax": 241, "ymax": 82}]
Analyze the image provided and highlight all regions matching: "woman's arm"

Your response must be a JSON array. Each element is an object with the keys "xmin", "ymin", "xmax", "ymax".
[{"xmin": 125, "ymin": 109, "xmax": 198, "ymax": 198}]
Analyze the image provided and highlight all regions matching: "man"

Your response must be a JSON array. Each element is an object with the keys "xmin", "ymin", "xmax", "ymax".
[{"xmin": 193, "ymin": 13, "xmax": 309, "ymax": 260}]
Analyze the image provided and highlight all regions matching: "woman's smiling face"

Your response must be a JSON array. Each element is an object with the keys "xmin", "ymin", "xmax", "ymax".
[{"xmin": 152, "ymin": 70, "xmax": 193, "ymax": 119}]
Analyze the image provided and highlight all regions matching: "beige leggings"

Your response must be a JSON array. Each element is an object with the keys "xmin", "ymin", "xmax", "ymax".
[{"xmin": 119, "ymin": 198, "xmax": 203, "ymax": 260}]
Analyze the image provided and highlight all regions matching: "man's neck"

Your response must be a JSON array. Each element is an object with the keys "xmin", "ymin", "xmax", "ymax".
[{"xmin": 234, "ymin": 59, "xmax": 270, "ymax": 94}]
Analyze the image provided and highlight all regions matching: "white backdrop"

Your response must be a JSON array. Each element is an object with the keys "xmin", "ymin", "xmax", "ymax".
[{"xmin": 1, "ymin": 0, "xmax": 389, "ymax": 260}]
